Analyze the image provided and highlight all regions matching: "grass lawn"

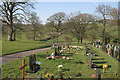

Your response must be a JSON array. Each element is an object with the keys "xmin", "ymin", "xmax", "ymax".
[
  {"xmin": 2, "ymin": 40, "xmax": 52, "ymax": 55},
  {"xmin": 2, "ymin": 34, "xmax": 52, "ymax": 55},
  {"xmin": 2, "ymin": 44, "xmax": 118, "ymax": 79}
]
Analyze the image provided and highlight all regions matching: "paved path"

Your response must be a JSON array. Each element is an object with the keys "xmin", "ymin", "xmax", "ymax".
[{"xmin": 0, "ymin": 47, "xmax": 51, "ymax": 64}]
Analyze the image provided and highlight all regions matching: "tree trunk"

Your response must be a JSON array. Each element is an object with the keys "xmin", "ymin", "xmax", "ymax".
[
  {"xmin": 33, "ymin": 31, "xmax": 36, "ymax": 41},
  {"xmin": 78, "ymin": 39, "xmax": 79, "ymax": 44},
  {"xmin": 80, "ymin": 38, "xmax": 82, "ymax": 44},
  {"xmin": 56, "ymin": 38, "xmax": 58, "ymax": 43},
  {"xmin": 8, "ymin": 28, "xmax": 13, "ymax": 41},
  {"xmin": 105, "ymin": 37, "xmax": 107, "ymax": 45},
  {"xmin": 102, "ymin": 16, "xmax": 106, "ymax": 44},
  {"xmin": 13, "ymin": 31, "xmax": 16, "ymax": 41}
]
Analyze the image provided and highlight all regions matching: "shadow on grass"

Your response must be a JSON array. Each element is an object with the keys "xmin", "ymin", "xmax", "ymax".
[
  {"xmin": 92, "ymin": 58, "xmax": 105, "ymax": 60},
  {"xmin": 61, "ymin": 54, "xmax": 73, "ymax": 57},
  {"xmin": 75, "ymin": 61, "xmax": 84, "ymax": 64},
  {"xmin": 36, "ymin": 54, "xmax": 47, "ymax": 58},
  {"xmin": 95, "ymin": 65, "xmax": 111, "ymax": 69},
  {"xmin": 63, "ymin": 69, "xmax": 70, "ymax": 72},
  {"xmin": 76, "ymin": 73, "xmax": 82, "ymax": 77},
  {"xmin": 93, "ymin": 61, "xmax": 107, "ymax": 64}
]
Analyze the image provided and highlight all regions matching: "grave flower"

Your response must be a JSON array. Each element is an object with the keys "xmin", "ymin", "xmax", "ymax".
[
  {"xmin": 45, "ymin": 73, "xmax": 54, "ymax": 79},
  {"xmin": 58, "ymin": 65, "xmax": 63, "ymax": 71}
]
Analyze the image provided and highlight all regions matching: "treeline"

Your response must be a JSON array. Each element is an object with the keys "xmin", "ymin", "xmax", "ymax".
[{"xmin": 0, "ymin": 1, "xmax": 119, "ymax": 44}]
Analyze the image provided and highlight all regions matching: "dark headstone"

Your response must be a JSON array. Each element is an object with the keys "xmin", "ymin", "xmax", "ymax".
[
  {"xmin": 58, "ymin": 46, "xmax": 60, "ymax": 52},
  {"xmin": 55, "ymin": 48, "xmax": 58, "ymax": 56},
  {"xmin": 96, "ymin": 68, "xmax": 101, "ymax": 80},
  {"xmin": 29, "ymin": 54, "xmax": 36, "ymax": 71},
  {"xmin": 67, "ymin": 44, "xmax": 69, "ymax": 48},
  {"xmin": 29, "ymin": 54, "xmax": 40, "ymax": 73},
  {"xmin": 118, "ymin": 49, "xmax": 120, "ymax": 62},
  {"xmin": 60, "ymin": 46, "xmax": 61, "ymax": 51},
  {"xmin": 115, "ymin": 51, "xmax": 118, "ymax": 59},
  {"xmin": 111, "ymin": 45, "xmax": 114, "ymax": 57}
]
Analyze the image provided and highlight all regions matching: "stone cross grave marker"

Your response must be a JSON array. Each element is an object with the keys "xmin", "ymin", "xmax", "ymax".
[{"xmin": 19, "ymin": 59, "xmax": 27, "ymax": 80}]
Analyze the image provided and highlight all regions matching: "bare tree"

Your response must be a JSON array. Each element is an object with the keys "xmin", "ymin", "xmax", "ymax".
[
  {"xmin": 0, "ymin": 1, "xmax": 34, "ymax": 41},
  {"xmin": 47, "ymin": 12, "xmax": 66, "ymax": 43},
  {"xmin": 27, "ymin": 12, "xmax": 42, "ymax": 40},
  {"xmin": 87, "ymin": 15, "xmax": 100, "ymax": 41},
  {"xmin": 96, "ymin": 4, "xmax": 112, "ymax": 44}
]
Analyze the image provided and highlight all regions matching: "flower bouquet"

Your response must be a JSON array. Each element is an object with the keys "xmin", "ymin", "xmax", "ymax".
[{"xmin": 45, "ymin": 73, "xmax": 54, "ymax": 80}]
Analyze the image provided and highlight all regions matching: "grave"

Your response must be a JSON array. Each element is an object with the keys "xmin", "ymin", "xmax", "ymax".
[
  {"xmin": 96, "ymin": 68, "xmax": 101, "ymax": 80},
  {"xmin": 19, "ymin": 59, "xmax": 27, "ymax": 80},
  {"xmin": 55, "ymin": 48, "xmax": 58, "ymax": 56},
  {"xmin": 88, "ymin": 52, "xmax": 92, "ymax": 69},
  {"xmin": 115, "ymin": 51, "xmax": 118, "ymax": 59},
  {"xmin": 67, "ymin": 44, "xmax": 69, "ymax": 48},
  {"xmin": 28, "ymin": 54, "xmax": 41, "ymax": 73},
  {"xmin": 118, "ymin": 49, "xmax": 120, "ymax": 62},
  {"xmin": 111, "ymin": 45, "xmax": 114, "ymax": 57}
]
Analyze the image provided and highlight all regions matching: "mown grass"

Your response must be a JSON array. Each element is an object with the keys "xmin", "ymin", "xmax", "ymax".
[
  {"xmin": 2, "ymin": 44, "xmax": 118, "ymax": 79},
  {"xmin": 2, "ymin": 35, "xmax": 52, "ymax": 55},
  {"xmin": 2, "ymin": 33, "xmax": 90, "ymax": 56},
  {"xmin": 90, "ymin": 45, "xmax": 118, "ymax": 78},
  {"xmin": 2, "ymin": 40, "xmax": 52, "ymax": 55}
]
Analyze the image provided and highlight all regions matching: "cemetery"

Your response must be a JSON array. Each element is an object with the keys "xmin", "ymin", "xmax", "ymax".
[
  {"xmin": 2, "ymin": 43, "xmax": 119, "ymax": 79},
  {"xmin": 1, "ymin": 1, "xmax": 120, "ymax": 80}
]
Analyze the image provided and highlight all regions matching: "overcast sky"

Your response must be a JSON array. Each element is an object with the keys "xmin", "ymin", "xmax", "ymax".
[{"xmin": 33, "ymin": 2, "xmax": 118, "ymax": 24}]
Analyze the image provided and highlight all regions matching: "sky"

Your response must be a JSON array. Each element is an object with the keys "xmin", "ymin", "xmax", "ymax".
[{"xmin": 33, "ymin": 2, "xmax": 119, "ymax": 24}]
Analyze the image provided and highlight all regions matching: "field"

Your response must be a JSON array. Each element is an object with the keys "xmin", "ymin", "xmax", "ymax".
[
  {"xmin": 2, "ymin": 44, "xmax": 118, "ymax": 79},
  {"xmin": 2, "ymin": 35, "xmax": 52, "ymax": 55}
]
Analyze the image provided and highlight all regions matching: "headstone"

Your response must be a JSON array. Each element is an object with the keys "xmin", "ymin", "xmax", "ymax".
[
  {"xmin": 96, "ymin": 68, "xmax": 101, "ymax": 80},
  {"xmin": 102, "ymin": 44, "xmax": 104, "ymax": 51},
  {"xmin": 88, "ymin": 52, "xmax": 92, "ymax": 69},
  {"xmin": 115, "ymin": 51, "xmax": 118, "ymax": 59},
  {"xmin": 58, "ymin": 46, "xmax": 60, "ymax": 52},
  {"xmin": 85, "ymin": 43, "xmax": 89, "ymax": 55},
  {"xmin": 118, "ymin": 48, "xmax": 120, "ymax": 62},
  {"xmin": 105, "ymin": 45, "xmax": 108, "ymax": 53},
  {"xmin": 58, "ymin": 46, "xmax": 61, "ymax": 56},
  {"xmin": 67, "ymin": 44, "xmax": 69, "ymax": 48},
  {"xmin": 60, "ymin": 46, "xmax": 61, "ymax": 51},
  {"xmin": 55, "ymin": 48, "xmax": 58, "ymax": 56},
  {"xmin": 111, "ymin": 45, "xmax": 114, "ymax": 57},
  {"xmin": 28, "ymin": 54, "xmax": 40, "ymax": 73}
]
